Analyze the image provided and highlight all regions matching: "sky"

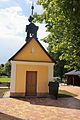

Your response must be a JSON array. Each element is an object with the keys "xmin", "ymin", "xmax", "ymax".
[{"xmin": 0, "ymin": 0, "xmax": 49, "ymax": 64}]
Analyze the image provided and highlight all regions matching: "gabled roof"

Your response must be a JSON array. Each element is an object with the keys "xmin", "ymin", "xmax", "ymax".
[
  {"xmin": 65, "ymin": 70, "xmax": 80, "ymax": 75},
  {"xmin": 9, "ymin": 37, "xmax": 56, "ymax": 63}
]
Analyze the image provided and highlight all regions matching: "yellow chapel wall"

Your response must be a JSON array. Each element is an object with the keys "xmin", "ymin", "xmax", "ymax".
[
  {"xmin": 15, "ymin": 64, "xmax": 48, "ymax": 93},
  {"xmin": 13, "ymin": 38, "xmax": 52, "ymax": 62}
]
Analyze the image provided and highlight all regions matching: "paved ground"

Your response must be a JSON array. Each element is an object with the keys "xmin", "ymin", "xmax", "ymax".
[
  {"xmin": 0, "ymin": 86, "xmax": 80, "ymax": 120},
  {"xmin": 60, "ymin": 85, "xmax": 80, "ymax": 95}
]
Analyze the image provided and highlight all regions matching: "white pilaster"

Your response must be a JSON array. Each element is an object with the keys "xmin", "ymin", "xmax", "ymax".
[
  {"xmin": 48, "ymin": 64, "xmax": 54, "ymax": 82},
  {"xmin": 10, "ymin": 62, "xmax": 16, "ymax": 92}
]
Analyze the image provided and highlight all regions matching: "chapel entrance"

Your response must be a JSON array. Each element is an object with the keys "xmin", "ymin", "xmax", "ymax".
[{"xmin": 26, "ymin": 71, "xmax": 37, "ymax": 96}]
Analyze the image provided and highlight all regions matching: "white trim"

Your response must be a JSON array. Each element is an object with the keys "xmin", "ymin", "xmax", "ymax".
[
  {"xmin": 11, "ymin": 60, "xmax": 55, "ymax": 66},
  {"xmin": 37, "ymin": 71, "xmax": 38, "ymax": 93},
  {"xmin": 10, "ymin": 63, "xmax": 16, "ymax": 92},
  {"xmin": 48, "ymin": 65, "xmax": 54, "ymax": 82}
]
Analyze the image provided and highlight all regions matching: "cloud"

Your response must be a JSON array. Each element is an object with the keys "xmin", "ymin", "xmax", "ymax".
[
  {"xmin": 0, "ymin": 6, "xmax": 48, "ymax": 63},
  {"xmin": 25, "ymin": 0, "xmax": 37, "ymax": 4},
  {"xmin": 0, "ymin": 6, "xmax": 27, "ymax": 63},
  {"xmin": 25, "ymin": 0, "xmax": 32, "ymax": 4},
  {"xmin": 0, "ymin": 6, "xmax": 27, "ymax": 39},
  {"xmin": 25, "ymin": 0, "xmax": 43, "ymax": 14},
  {"xmin": 0, "ymin": 0, "xmax": 10, "ymax": 2}
]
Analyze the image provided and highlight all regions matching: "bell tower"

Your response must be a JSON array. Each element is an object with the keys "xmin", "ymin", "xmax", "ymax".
[{"xmin": 25, "ymin": 4, "xmax": 39, "ymax": 41}]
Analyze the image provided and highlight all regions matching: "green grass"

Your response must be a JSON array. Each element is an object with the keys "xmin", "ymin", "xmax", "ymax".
[
  {"xmin": 0, "ymin": 77, "xmax": 10, "ymax": 82},
  {"xmin": 58, "ymin": 90, "xmax": 77, "ymax": 98}
]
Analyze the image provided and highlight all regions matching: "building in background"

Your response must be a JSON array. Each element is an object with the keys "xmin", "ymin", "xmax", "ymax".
[{"xmin": 65, "ymin": 70, "xmax": 80, "ymax": 86}]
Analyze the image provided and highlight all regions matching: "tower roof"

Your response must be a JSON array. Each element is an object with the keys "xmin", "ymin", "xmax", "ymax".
[{"xmin": 25, "ymin": 4, "xmax": 39, "ymax": 41}]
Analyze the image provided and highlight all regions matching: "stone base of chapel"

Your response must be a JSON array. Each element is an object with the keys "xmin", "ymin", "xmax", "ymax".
[{"xmin": 10, "ymin": 92, "xmax": 49, "ymax": 98}]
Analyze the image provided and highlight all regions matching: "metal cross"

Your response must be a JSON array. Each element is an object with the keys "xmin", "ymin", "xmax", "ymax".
[{"xmin": 31, "ymin": 3, "xmax": 34, "ymax": 15}]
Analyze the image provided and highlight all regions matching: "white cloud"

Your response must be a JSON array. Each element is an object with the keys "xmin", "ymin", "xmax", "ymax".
[
  {"xmin": 0, "ymin": 0, "xmax": 10, "ymax": 2},
  {"xmin": 0, "ymin": 6, "xmax": 27, "ymax": 39},
  {"xmin": 0, "ymin": 6, "xmax": 26, "ymax": 63},
  {"xmin": 0, "ymin": 6, "xmax": 48, "ymax": 63},
  {"xmin": 25, "ymin": 0, "xmax": 32, "ymax": 4},
  {"xmin": 25, "ymin": 0, "xmax": 36, "ymax": 4},
  {"xmin": 25, "ymin": 0, "xmax": 43, "ymax": 14}
]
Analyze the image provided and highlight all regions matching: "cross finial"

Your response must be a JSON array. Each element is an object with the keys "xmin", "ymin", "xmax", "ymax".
[
  {"xmin": 31, "ymin": 3, "xmax": 34, "ymax": 15},
  {"xmin": 25, "ymin": 3, "xmax": 39, "ymax": 41}
]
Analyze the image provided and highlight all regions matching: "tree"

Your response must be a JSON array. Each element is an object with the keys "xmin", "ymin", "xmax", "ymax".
[
  {"xmin": 4, "ymin": 62, "xmax": 11, "ymax": 77},
  {"xmin": 0, "ymin": 62, "xmax": 11, "ymax": 77},
  {"xmin": 34, "ymin": 0, "xmax": 80, "ymax": 70},
  {"xmin": 0, "ymin": 64, "xmax": 5, "ymax": 76},
  {"xmin": 48, "ymin": 46, "xmax": 67, "ymax": 81}
]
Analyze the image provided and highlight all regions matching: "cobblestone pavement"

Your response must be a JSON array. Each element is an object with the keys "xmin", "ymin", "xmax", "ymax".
[
  {"xmin": 0, "ymin": 86, "xmax": 80, "ymax": 120},
  {"xmin": 60, "ymin": 85, "xmax": 80, "ymax": 95}
]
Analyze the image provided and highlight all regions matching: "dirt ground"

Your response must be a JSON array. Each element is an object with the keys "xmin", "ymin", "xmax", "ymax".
[{"xmin": 0, "ymin": 85, "xmax": 80, "ymax": 120}]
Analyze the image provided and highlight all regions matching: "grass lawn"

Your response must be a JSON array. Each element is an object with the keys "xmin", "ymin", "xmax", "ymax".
[{"xmin": 0, "ymin": 77, "xmax": 10, "ymax": 82}]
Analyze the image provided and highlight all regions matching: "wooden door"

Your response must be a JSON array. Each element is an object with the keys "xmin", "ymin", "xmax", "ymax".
[{"xmin": 26, "ymin": 71, "xmax": 37, "ymax": 96}]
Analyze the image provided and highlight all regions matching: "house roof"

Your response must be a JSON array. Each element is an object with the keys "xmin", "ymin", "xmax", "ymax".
[
  {"xmin": 9, "ymin": 37, "xmax": 56, "ymax": 63},
  {"xmin": 65, "ymin": 70, "xmax": 80, "ymax": 75}
]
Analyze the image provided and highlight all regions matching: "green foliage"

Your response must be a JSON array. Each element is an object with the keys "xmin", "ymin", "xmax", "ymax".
[
  {"xmin": 0, "ymin": 62, "xmax": 11, "ymax": 77},
  {"xmin": 49, "ymin": 50, "xmax": 67, "ymax": 80},
  {"xmin": 4, "ymin": 62, "xmax": 11, "ymax": 77},
  {"xmin": 34, "ymin": 0, "xmax": 80, "ymax": 70},
  {"xmin": 0, "ymin": 64, "xmax": 5, "ymax": 76}
]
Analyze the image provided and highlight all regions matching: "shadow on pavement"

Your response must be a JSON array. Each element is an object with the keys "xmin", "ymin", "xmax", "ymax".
[
  {"xmin": 1, "ymin": 88, "xmax": 80, "ymax": 110},
  {"xmin": 0, "ymin": 112, "xmax": 23, "ymax": 120},
  {"xmin": 16, "ymin": 96, "xmax": 80, "ymax": 110}
]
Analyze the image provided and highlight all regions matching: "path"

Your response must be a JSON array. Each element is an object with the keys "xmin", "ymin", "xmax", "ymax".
[{"xmin": 0, "ymin": 85, "xmax": 80, "ymax": 120}]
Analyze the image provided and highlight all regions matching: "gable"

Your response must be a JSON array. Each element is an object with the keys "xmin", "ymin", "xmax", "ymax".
[{"xmin": 9, "ymin": 38, "xmax": 55, "ymax": 63}]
